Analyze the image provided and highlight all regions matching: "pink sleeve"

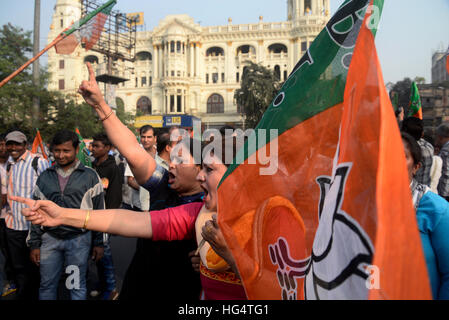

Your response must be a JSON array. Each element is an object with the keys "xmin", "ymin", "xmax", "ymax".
[{"xmin": 151, "ymin": 202, "xmax": 204, "ymax": 241}]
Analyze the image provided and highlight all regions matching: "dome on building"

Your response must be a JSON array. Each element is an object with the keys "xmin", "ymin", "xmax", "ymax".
[{"xmin": 164, "ymin": 23, "xmax": 186, "ymax": 37}]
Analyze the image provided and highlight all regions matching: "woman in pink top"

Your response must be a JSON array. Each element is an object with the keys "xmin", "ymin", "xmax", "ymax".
[{"xmin": 11, "ymin": 139, "xmax": 246, "ymax": 300}]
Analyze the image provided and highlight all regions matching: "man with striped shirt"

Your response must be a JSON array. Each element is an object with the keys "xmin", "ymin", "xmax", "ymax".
[{"xmin": 5, "ymin": 131, "xmax": 49, "ymax": 300}]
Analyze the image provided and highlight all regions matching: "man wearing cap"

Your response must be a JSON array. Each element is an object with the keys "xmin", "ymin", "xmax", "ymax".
[{"xmin": 5, "ymin": 130, "xmax": 49, "ymax": 300}]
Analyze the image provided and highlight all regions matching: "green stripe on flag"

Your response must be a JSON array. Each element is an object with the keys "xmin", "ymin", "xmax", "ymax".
[
  {"xmin": 64, "ymin": 0, "xmax": 116, "ymax": 36},
  {"xmin": 221, "ymin": 0, "xmax": 385, "ymax": 183}
]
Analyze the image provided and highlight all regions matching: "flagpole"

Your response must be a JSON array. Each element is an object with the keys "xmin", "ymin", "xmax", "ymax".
[
  {"xmin": 0, "ymin": 0, "xmax": 117, "ymax": 89},
  {"xmin": 0, "ymin": 32, "xmax": 66, "ymax": 89}
]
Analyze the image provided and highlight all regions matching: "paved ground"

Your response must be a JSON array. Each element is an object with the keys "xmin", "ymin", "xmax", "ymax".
[{"xmin": 2, "ymin": 235, "xmax": 137, "ymax": 300}]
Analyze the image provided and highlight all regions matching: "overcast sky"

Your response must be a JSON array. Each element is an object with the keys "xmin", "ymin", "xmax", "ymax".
[{"xmin": 0, "ymin": 0, "xmax": 448, "ymax": 84}]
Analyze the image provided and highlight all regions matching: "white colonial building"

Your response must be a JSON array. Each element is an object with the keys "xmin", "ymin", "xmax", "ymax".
[{"xmin": 47, "ymin": 0, "xmax": 330, "ymax": 129}]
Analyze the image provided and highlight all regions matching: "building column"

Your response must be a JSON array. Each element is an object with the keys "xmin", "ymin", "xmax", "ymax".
[
  {"xmin": 299, "ymin": 0, "xmax": 304, "ymax": 16},
  {"xmin": 312, "ymin": 0, "xmax": 317, "ymax": 15},
  {"xmin": 153, "ymin": 45, "xmax": 158, "ymax": 80},
  {"xmin": 194, "ymin": 43, "xmax": 199, "ymax": 77},
  {"xmin": 190, "ymin": 43, "xmax": 194, "ymax": 77}
]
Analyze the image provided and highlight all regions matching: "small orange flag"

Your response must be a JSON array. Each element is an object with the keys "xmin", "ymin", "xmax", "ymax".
[{"xmin": 31, "ymin": 130, "xmax": 48, "ymax": 160}]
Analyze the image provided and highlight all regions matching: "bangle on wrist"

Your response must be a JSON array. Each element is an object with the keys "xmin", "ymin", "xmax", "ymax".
[
  {"xmin": 83, "ymin": 210, "xmax": 91, "ymax": 229},
  {"xmin": 100, "ymin": 109, "xmax": 114, "ymax": 122}
]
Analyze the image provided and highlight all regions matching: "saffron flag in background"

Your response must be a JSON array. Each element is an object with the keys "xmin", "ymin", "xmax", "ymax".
[
  {"xmin": 55, "ymin": 0, "xmax": 116, "ymax": 54},
  {"xmin": 31, "ymin": 129, "xmax": 48, "ymax": 160},
  {"xmin": 408, "ymin": 81, "xmax": 423, "ymax": 119},
  {"xmin": 75, "ymin": 128, "xmax": 92, "ymax": 168},
  {"xmin": 218, "ymin": 0, "xmax": 431, "ymax": 300}
]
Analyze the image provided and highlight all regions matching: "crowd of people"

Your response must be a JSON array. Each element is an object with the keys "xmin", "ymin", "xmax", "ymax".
[{"xmin": 1, "ymin": 62, "xmax": 449, "ymax": 300}]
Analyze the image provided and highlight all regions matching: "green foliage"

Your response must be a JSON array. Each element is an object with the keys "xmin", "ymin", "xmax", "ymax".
[
  {"xmin": 390, "ymin": 77, "xmax": 413, "ymax": 115},
  {"xmin": 234, "ymin": 61, "xmax": 281, "ymax": 129}
]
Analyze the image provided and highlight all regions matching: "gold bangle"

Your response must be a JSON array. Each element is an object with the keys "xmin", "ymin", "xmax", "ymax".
[
  {"xmin": 100, "ymin": 110, "xmax": 113, "ymax": 122},
  {"xmin": 83, "ymin": 210, "xmax": 91, "ymax": 229}
]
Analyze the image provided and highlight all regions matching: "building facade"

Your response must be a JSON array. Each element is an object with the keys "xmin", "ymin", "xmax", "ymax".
[
  {"xmin": 432, "ymin": 50, "xmax": 449, "ymax": 84},
  {"xmin": 47, "ymin": 0, "xmax": 330, "ymax": 129}
]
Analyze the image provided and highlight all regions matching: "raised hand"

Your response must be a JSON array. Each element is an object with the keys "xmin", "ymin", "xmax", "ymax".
[
  {"xmin": 77, "ymin": 62, "xmax": 106, "ymax": 110},
  {"xmin": 9, "ymin": 195, "xmax": 65, "ymax": 227}
]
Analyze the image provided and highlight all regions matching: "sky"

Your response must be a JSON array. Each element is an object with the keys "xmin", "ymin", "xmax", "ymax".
[{"xmin": 0, "ymin": 0, "xmax": 448, "ymax": 84}]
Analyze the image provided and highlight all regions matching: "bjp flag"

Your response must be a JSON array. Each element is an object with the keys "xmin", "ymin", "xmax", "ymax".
[
  {"xmin": 31, "ymin": 129, "xmax": 48, "ymax": 160},
  {"xmin": 218, "ymin": 0, "xmax": 431, "ymax": 300},
  {"xmin": 408, "ymin": 81, "xmax": 423, "ymax": 120}
]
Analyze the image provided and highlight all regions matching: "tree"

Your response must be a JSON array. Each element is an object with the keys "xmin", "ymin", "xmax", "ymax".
[
  {"xmin": 390, "ymin": 77, "xmax": 412, "ymax": 115},
  {"xmin": 0, "ymin": 23, "xmax": 56, "ymax": 133},
  {"xmin": 414, "ymin": 76, "xmax": 426, "ymax": 85},
  {"xmin": 234, "ymin": 61, "xmax": 282, "ymax": 129}
]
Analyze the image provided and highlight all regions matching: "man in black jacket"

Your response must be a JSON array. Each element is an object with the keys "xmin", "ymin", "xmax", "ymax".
[
  {"xmin": 91, "ymin": 133, "xmax": 122, "ymax": 300},
  {"xmin": 28, "ymin": 130, "xmax": 105, "ymax": 300}
]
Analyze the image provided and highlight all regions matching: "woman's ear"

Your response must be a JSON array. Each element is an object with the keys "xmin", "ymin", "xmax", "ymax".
[{"xmin": 413, "ymin": 162, "xmax": 422, "ymax": 177}]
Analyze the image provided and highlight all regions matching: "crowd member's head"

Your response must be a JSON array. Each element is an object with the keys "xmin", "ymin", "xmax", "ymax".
[
  {"xmin": 92, "ymin": 133, "xmax": 112, "ymax": 161},
  {"xmin": 436, "ymin": 122, "xmax": 449, "ymax": 151},
  {"xmin": 140, "ymin": 125, "xmax": 156, "ymax": 155},
  {"xmin": 5, "ymin": 130, "xmax": 27, "ymax": 161},
  {"xmin": 0, "ymin": 133, "xmax": 8, "ymax": 161},
  {"xmin": 401, "ymin": 117, "xmax": 424, "ymax": 141},
  {"xmin": 197, "ymin": 135, "xmax": 239, "ymax": 212},
  {"xmin": 402, "ymin": 132, "xmax": 422, "ymax": 183},
  {"xmin": 51, "ymin": 130, "xmax": 80, "ymax": 169},
  {"xmin": 168, "ymin": 138, "xmax": 203, "ymax": 197},
  {"xmin": 156, "ymin": 131, "xmax": 175, "ymax": 162}
]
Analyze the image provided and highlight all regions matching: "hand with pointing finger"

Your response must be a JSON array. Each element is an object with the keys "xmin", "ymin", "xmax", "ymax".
[
  {"xmin": 78, "ymin": 62, "xmax": 107, "ymax": 111},
  {"xmin": 9, "ymin": 195, "xmax": 65, "ymax": 227}
]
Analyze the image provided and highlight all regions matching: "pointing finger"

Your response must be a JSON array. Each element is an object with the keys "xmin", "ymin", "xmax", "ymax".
[{"xmin": 86, "ymin": 62, "xmax": 96, "ymax": 82}]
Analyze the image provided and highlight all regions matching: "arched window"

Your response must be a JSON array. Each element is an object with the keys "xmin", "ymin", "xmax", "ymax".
[
  {"xmin": 136, "ymin": 96, "xmax": 152, "ymax": 115},
  {"xmin": 274, "ymin": 65, "xmax": 281, "ymax": 81},
  {"xmin": 207, "ymin": 94, "xmax": 224, "ymax": 113},
  {"xmin": 268, "ymin": 43, "xmax": 288, "ymax": 54},
  {"xmin": 84, "ymin": 55, "xmax": 99, "ymax": 64},
  {"xmin": 206, "ymin": 47, "xmax": 224, "ymax": 57},
  {"xmin": 136, "ymin": 51, "xmax": 152, "ymax": 61},
  {"xmin": 236, "ymin": 45, "xmax": 256, "ymax": 55}
]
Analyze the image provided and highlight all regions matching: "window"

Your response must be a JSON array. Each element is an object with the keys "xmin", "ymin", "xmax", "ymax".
[
  {"xmin": 177, "ymin": 71, "xmax": 181, "ymax": 77},
  {"xmin": 141, "ymin": 77, "xmax": 147, "ymax": 86},
  {"xmin": 274, "ymin": 66, "xmax": 281, "ymax": 81},
  {"xmin": 301, "ymin": 42, "xmax": 307, "ymax": 52},
  {"xmin": 137, "ymin": 96, "xmax": 152, "ymax": 115},
  {"xmin": 177, "ymin": 41, "xmax": 181, "ymax": 53},
  {"xmin": 284, "ymin": 70, "xmax": 288, "ymax": 81},
  {"xmin": 206, "ymin": 74, "xmax": 209, "ymax": 84},
  {"xmin": 59, "ymin": 60, "xmax": 64, "ymax": 69},
  {"xmin": 170, "ymin": 95, "xmax": 175, "ymax": 112},
  {"xmin": 170, "ymin": 41, "xmax": 175, "ymax": 53},
  {"xmin": 60, "ymin": 19, "xmax": 63, "ymax": 28},
  {"xmin": 177, "ymin": 95, "xmax": 182, "ymax": 112},
  {"xmin": 221, "ymin": 73, "xmax": 225, "ymax": 83},
  {"xmin": 135, "ymin": 78, "xmax": 138, "ymax": 88},
  {"xmin": 149, "ymin": 77, "xmax": 152, "ymax": 86},
  {"xmin": 305, "ymin": 0, "xmax": 312, "ymax": 13},
  {"xmin": 58, "ymin": 79, "xmax": 65, "ymax": 90},
  {"xmin": 212, "ymin": 73, "xmax": 218, "ymax": 84},
  {"xmin": 207, "ymin": 94, "xmax": 224, "ymax": 113},
  {"xmin": 236, "ymin": 72, "xmax": 240, "ymax": 83}
]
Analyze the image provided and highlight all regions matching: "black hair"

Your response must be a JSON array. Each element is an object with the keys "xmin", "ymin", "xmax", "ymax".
[
  {"xmin": 92, "ymin": 132, "xmax": 112, "ymax": 147},
  {"xmin": 0, "ymin": 133, "xmax": 6, "ymax": 142},
  {"xmin": 139, "ymin": 125, "xmax": 154, "ymax": 136},
  {"xmin": 401, "ymin": 132, "xmax": 422, "ymax": 166},
  {"xmin": 51, "ymin": 130, "xmax": 79, "ymax": 150},
  {"xmin": 157, "ymin": 132, "xmax": 171, "ymax": 154},
  {"xmin": 401, "ymin": 117, "xmax": 423, "ymax": 141},
  {"xmin": 219, "ymin": 125, "xmax": 235, "ymax": 136}
]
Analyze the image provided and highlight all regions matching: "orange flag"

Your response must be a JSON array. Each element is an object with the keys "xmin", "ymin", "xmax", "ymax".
[
  {"xmin": 31, "ymin": 130, "xmax": 48, "ymax": 160},
  {"xmin": 218, "ymin": 0, "xmax": 431, "ymax": 300}
]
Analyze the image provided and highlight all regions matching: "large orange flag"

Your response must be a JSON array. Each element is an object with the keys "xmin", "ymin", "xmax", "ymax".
[
  {"xmin": 218, "ymin": 0, "xmax": 431, "ymax": 300},
  {"xmin": 31, "ymin": 130, "xmax": 48, "ymax": 160}
]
